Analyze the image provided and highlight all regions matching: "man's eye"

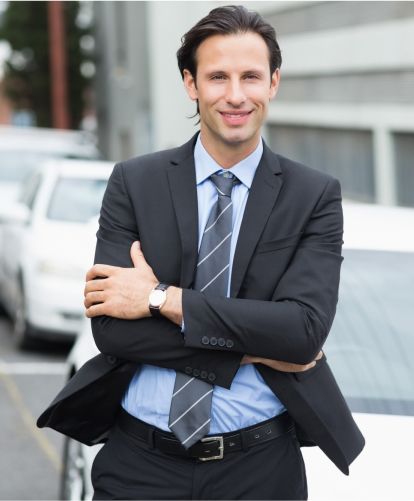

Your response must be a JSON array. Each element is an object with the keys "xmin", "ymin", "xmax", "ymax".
[
  {"xmin": 246, "ymin": 75, "xmax": 259, "ymax": 80},
  {"xmin": 212, "ymin": 75, "xmax": 224, "ymax": 80}
]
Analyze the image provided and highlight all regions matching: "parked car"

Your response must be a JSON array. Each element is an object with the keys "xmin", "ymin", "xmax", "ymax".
[
  {"xmin": 60, "ymin": 201, "xmax": 414, "ymax": 500},
  {"xmin": 0, "ymin": 159, "xmax": 113, "ymax": 348},
  {"xmin": 0, "ymin": 125, "xmax": 101, "ymax": 207}
]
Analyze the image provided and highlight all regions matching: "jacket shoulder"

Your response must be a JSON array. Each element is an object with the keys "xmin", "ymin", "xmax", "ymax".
[
  {"xmin": 116, "ymin": 146, "xmax": 179, "ymax": 178},
  {"xmin": 276, "ymin": 153, "xmax": 338, "ymax": 188}
]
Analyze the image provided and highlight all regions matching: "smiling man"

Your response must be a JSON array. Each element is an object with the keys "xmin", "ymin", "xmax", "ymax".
[{"xmin": 38, "ymin": 5, "xmax": 364, "ymax": 500}]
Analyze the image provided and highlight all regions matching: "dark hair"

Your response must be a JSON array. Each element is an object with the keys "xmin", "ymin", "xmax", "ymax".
[{"xmin": 177, "ymin": 5, "xmax": 282, "ymax": 120}]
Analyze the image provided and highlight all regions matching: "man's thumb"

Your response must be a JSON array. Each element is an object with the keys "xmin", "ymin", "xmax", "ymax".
[{"xmin": 130, "ymin": 241, "xmax": 142, "ymax": 267}]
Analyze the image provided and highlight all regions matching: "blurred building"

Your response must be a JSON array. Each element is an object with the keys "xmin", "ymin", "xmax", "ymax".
[{"xmin": 94, "ymin": 1, "xmax": 414, "ymax": 207}]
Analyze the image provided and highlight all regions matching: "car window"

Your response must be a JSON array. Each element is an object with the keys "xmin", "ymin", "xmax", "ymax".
[
  {"xmin": 47, "ymin": 177, "xmax": 108, "ymax": 223},
  {"xmin": 20, "ymin": 174, "xmax": 42, "ymax": 210},
  {"xmin": 324, "ymin": 249, "xmax": 414, "ymax": 416},
  {"xmin": 0, "ymin": 151, "xmax": 48, "ymax": 182}
]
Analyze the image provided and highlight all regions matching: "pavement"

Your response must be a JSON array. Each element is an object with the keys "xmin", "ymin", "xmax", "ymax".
[{"xmin": 0, "ymin": 314, "xmax": 72, "ymax": 500}]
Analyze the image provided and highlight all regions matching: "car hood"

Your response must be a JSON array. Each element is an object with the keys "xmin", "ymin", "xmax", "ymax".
[
  {"xmin": 30, "ymin": 219, "xmax": 98, "ymax": 273},
  {"xmin": 303, "ymin": 412, "xmax": 414, "ymax": 499}
]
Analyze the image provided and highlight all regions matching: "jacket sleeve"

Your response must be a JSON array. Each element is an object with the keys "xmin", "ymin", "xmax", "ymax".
[
  {"xmin": 182, "ymin": 177, "xmax": 344, "ymax": 365},
  {"xmin": 91, "ymin": 163, "xmax": 243, "ymax": 390}
]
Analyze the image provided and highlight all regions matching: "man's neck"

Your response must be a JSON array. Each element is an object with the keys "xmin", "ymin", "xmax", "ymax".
[{"xmin": 199, "ymin": 128, "xmax": 261, "ymax": 169}]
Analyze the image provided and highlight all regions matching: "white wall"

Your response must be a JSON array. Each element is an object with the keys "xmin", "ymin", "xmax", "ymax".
[
  {"xmin": 279, "ymin": 18, "xmax": 414, "ymax": 76},
  {"xmin": 146, "ymin": 2, "xmax": 215, "ymax": 151}
]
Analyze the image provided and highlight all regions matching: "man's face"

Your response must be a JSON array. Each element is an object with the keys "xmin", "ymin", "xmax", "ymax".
[{"xmin": 184, "ymin": 32, "xmax": 279, "ymax": 148}]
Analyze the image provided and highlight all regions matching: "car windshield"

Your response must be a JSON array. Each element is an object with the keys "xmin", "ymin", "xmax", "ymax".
[
  {"xmin": 0, "ymin": 150, "xmax": 96, "ymax": 182},
  {"xmin": 0, "ymin": 151, "xmax": 50, "ymax": 182},
  {"xmin": 47, "ymin": 177, "xmax": 108, "ymax": 223},
  {"xmin": 324, "ymin": 249, "xmax": 414, "ymax": 416}
]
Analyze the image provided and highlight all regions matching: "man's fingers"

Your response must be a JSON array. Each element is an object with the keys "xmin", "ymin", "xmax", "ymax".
[
  {"xmin": 130, "ymin": 241, "xmax": 145, "ymax": 268},
  {"xmin": 240, "ymin": 355, "xmax": 260, "ymax": 365},
  {"xmin": 86, "ymin": 264, "xmax": 116, "ymax": 282},
  {"xmin": 85, "ymin": 303, "xmax": 106, "ymax": 318},
  {"xmin": 315, "ymin": 350, "xmax": 323, "ymax": 361},
  {"xmin": 84, "ymin": 278, "xmax": 108, "ymax": 296},
  {"xmin": 84, "ymin": 291, "xmax": 106, "ymax": 308}
]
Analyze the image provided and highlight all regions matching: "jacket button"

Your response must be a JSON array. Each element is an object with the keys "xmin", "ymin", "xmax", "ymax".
[
  {"xmin": 226, "ymin": 340, "xmax": 234, "ymax": 348},
  {"xmin": 208, "ymin": 373, "xmax": 216, "ymax": 382},
  {"xmin": 210, "ymin": 337, "xmax": 217, "ymax": 346},
  {"xmin": 185, "ymin": 367, "xmax": 193, "ymax": 374},
  {"xmin": 218, "ymin": 338, "xmax": 226, "ymax": 347},
  {"xmin": 200, "ymin": 371, "xmax": 208, "ymax": 379},
  {"xmin": 202, "ymin": 336, "xmax": 210, "ymax": 345},
  {"xmin": 193, "ymin": 369, "xmax": 200, "ymax": 377},
  {"xmin": 107, "ymin": 356, "xmax": 117, "ymax": 364}
]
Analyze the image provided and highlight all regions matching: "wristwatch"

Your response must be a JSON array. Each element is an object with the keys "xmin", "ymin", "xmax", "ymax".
[{"xmin": 148, "ymin": 283, "xmax": 170, "ymax": 317}]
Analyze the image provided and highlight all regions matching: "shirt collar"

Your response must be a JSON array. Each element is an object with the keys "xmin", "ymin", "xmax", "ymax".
[{"xmin": 194, "ymin": 134, "xmax": 263, "ymax": 189}]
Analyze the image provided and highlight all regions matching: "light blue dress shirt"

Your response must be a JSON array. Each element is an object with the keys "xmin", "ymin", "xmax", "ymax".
[{"xmin": 122, "ymin": 135, "xmax": 286, "ymax": 433}]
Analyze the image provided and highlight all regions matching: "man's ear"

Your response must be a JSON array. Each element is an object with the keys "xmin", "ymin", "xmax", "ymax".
[
  {"xmin": 269, "ymin": 68, "xmax": 280, "ymax": 101},
  {"xmin": 183, "ymin": 69, "xmax": 198, "ymax": 101}
]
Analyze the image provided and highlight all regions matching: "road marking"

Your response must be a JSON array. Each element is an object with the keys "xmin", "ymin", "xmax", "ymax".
[
  {"xmin": 0, "ymin": 371, "xmax": 62, "ymax": 472},
  {"xmin": 0, "ymin": 361, "xmax": 68, "ymax": 375}
]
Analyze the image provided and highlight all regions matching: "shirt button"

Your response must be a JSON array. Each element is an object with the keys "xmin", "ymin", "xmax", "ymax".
[
  {"xmin": 226, "ymin": 340, "xmax": 234, "ymax": 348},
  {"xmin": 185, "ymin": 367, "xmax": 193, "ymax": 375},
  {"xmin": 202, "ymin": 336, "xmax": 210, "ymax": 345},
  {"xmin": 210, "ymin": 337, "xmax": 217, "ymax": 346},
  {"xmin": 107, "ymin": 356, "xmax": 117, "ymax": 364},
  {"xmin": 218, "ymin": 338, "xmax": 226, "ymax": 347},
  {"xmin": 208, "ymin": 373, "xmax": 216, "ymax": 382},
  {"xmin": 223, "ymin": 171, "xmax": 230, "ymax": 178},
  {"xmin": 193, "ymin": 369, "xmax": 200, "ymax": 377},
  {"xmin": 200, "ymin": 371, "xmax": 208, "ymax": 379}
]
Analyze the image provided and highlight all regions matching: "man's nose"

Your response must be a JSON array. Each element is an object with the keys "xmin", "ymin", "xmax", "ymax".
[{"xmin": 225, "ymin": 79, "xmax": 246, "ymax": 107}]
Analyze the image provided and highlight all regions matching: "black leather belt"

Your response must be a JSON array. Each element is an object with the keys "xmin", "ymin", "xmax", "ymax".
[{"xmin": 118, "ymin": 407, "xmax": 294, "ymax": 461}]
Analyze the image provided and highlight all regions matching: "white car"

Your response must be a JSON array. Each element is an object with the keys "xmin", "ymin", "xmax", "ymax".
[
  {"xmin": 61, "ymin": 201, "xmax": 414, "ymax": 501},
  {"xmin": 0, "ymin": 125, "xmax": 101, "ymax": 206},
  {"xmin": 0, "ymin": 159, "xmax": 113, "ymax": 348}
]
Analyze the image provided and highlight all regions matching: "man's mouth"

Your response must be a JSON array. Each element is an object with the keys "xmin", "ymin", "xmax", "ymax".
[{"xmin": 220, "ymin": 111, "xmax": 252, "ymax": 117}]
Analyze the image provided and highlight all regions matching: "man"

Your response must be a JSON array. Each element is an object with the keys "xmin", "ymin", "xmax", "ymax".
[{"xmin": 38, "ymin": 5, "xmax": 364, "ymax": 500}]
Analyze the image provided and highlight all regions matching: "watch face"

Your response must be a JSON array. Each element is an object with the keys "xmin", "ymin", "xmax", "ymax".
[{"xmin": 149, "ymin": 289, "xmax": 166, "ymax": 308}]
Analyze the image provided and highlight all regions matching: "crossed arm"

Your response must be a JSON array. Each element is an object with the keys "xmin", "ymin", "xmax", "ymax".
[
  {"xmin": 84, "ymin": 164, "xmax": 341, "ymax": 387},
  {"xmin": 84, "ymin": 240, "xmax": 322, "ymax": 374}
]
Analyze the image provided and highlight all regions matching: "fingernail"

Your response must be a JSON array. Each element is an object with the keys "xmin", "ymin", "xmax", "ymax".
[{"xmin": 134, "ymin": 241, "xmax": 140, "ymax": 249}]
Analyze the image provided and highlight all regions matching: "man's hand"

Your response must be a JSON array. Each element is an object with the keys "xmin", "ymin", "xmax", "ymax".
[
  {"xmin": 84, "ymin": 241, "xmax": 159, "ymax": 319},
  {"xmin": 240, "ymin": 351, "xmax": 323, "ymax": 372}
]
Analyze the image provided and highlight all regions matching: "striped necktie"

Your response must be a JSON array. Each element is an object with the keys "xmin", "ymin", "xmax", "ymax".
[{"xmin": 168, "ymin": 173, "xmax": 239, "ymax": 449}]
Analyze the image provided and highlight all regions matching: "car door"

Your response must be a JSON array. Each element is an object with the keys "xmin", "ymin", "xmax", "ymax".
[{"xmin": 1, "ymin": 173, "xmax": 42, "ymax": 314}]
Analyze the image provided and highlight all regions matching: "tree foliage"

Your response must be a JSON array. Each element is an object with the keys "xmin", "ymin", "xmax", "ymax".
[{"xmin": 0, "ymin": 1, "xmax": 93, "ymax": 128}]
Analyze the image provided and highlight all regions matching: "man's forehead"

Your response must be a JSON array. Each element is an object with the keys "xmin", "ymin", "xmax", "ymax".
[{"xmin": 196, "ymin": 33, "xmax": 270, "ymax": 68}]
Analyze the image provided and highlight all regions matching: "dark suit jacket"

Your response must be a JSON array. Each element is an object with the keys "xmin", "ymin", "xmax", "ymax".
[{"xmin": 38, "ymin": 133, "xmax": 365, "ymax": 475}]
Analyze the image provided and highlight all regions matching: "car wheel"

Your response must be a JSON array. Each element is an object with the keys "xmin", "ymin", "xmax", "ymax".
[
  {"xmin": 60, "ymin": 437, "xmax": 86, "ymax": 501},
  {"xmin": 13, "ymin": 282, "xmax": 33, "ymax": 350}
]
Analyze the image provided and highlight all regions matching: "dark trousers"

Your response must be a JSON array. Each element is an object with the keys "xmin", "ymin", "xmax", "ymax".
[{"xmin": 92, "ymin": 416, "xmax": 308, "ymax": 500}]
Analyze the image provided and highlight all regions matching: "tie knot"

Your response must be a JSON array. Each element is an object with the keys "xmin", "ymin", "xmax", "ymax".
[{"xmin": 210, "ymin": 173, "xmax": 240, "ymax": 197}]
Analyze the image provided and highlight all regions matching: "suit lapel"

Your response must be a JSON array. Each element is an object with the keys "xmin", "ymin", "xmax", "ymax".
[
  {"xmin": 167, "ymin": 135, "xmax": 199, "ymax": 289},
  {"xmin": 167, "ymin": 135, "xmax": 283, "ymax": 294},
  {"xmin": 230, "ymin": 143, "xmax": 283, "ymax": 298}
]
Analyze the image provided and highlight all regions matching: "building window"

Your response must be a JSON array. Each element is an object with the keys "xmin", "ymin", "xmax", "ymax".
[
  {"xmin": 268, "ymin": 125, "xmax": 375, "ymax": 203},
  {"xmin": 394, "ymin": 132, "xmax": 414, "ymax": 208}
]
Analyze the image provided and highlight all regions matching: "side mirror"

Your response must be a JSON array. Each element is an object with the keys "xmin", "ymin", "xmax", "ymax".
[{"xmin": 0, "ymin": 202, "xmax": 31, "ymax": 226}]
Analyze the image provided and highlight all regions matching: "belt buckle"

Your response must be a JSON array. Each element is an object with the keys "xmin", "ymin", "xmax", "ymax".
[{"xmin": 199, "ymin": 436, "xmax": 224, "ymax": 461}]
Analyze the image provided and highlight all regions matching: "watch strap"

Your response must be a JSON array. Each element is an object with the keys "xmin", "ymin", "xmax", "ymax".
[{"xmin": 154, "ymin": 283, "xmax": 170, "ymax": 291}]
